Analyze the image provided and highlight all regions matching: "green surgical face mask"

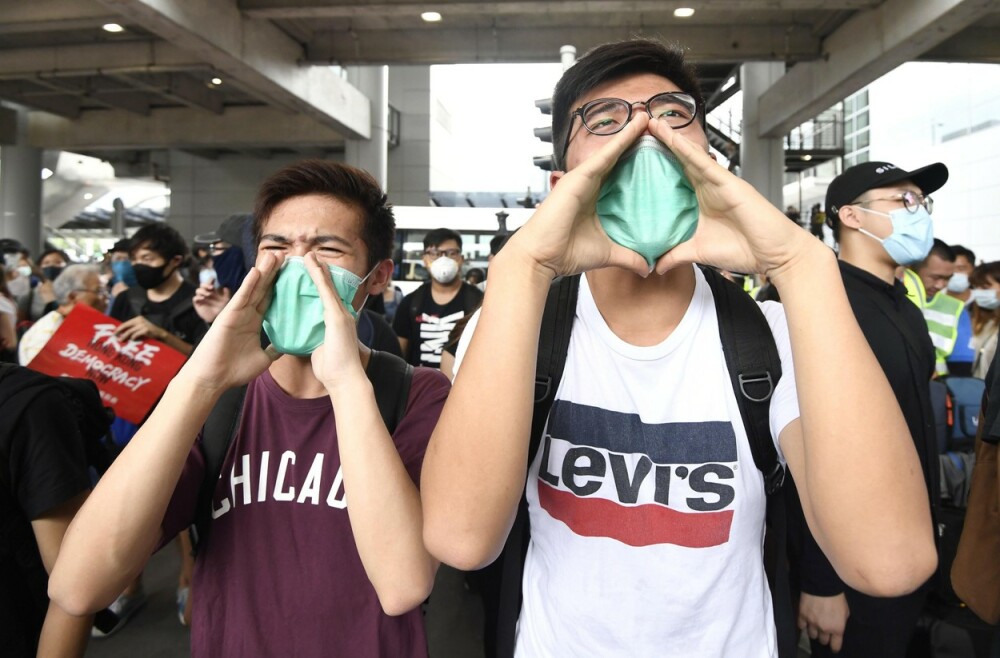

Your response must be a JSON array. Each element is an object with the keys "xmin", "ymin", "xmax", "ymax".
[
  {"xmin": 262, "ymin": 256, "xmax": 370, "ymax": 356},
  {"xmin": 596, "ymin": 135, "xmax": 699, "ymax": 268}
]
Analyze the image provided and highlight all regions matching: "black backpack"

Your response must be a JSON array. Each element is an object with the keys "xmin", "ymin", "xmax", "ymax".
[
  {"xmin": 491, "ymin": 266, "xmax": 794, "ymax": 658},
  {"xmin": 125, "ymin": 286, "xmax": 194, "ymax": 340},
  {"xmin": 189, "ymin": 350, "xmax": 415, "ymax": 553}
]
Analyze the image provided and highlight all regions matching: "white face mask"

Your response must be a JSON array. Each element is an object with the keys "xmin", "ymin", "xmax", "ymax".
[
  {"xmin": 947, "ymin": 272, "xmax": 970, "ymax": 294},
  {"xmin": 970, "ymin": 288, "xmax": 1000, "ymax": 310},
  {"xmin": 429, "ymin": 257, "xmax": 459, "ymax": 284}
]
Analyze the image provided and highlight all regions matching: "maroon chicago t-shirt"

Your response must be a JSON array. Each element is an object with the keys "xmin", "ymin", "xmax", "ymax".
[{"xmin": 161, "ymin": 366, "xmax": 450, "ymax": 658}]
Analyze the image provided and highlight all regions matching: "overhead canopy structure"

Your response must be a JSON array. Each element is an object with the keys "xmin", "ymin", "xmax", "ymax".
[{"xmin": 0, "ymin": 0, "xmax": 997, "ymax": 160}]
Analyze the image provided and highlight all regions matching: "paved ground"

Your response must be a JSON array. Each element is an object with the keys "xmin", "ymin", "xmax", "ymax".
[
  {"xmin": 83, "ymin": 552, "xmax": 486, "ymax": 658},
  {"xmin": 85, "ymin": 546, "xmax": 190, "ymax": 658}
]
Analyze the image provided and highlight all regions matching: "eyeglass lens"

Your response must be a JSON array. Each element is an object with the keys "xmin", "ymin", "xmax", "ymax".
[
  {"xmin": 581, "ymin": 93, "xmax": 697, "ymax": 135},
  {"xmin": 902, "ymin": 191, "xmax": 933, "ymax": 214},
  {"xmin": 426, "ymin": 248, "xmax": 461, "ymax": 259}
]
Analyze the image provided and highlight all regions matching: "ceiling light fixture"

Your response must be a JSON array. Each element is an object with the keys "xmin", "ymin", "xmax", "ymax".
[
  {"xmin": 40, "ymin": 168, "xmax": 54, "ymax": 181},
  {"xmin": 102, "ymin": 23, "xmax": 125, "ymax": 33},
  {"xmin": 802, "ymin": 154, "xmax": 813, "ymax": 161},
  {"xmin": 674, "ymin": 8, "xmax": 695, "ymax": 18},
  {"xmin": 210, "ymin": 77, "xmax": 223, "ymax": 86},
  {"xmin": 421, "ymin": 11, "xmax": 442, "ymax": 22},
  {"xmin": 84, "ymin": 193, "xmax": 94, "ymax": 200}
]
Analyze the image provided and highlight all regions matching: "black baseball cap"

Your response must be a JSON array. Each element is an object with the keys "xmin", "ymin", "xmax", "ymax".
[
  {"xmin": 194, "ymin": 213, "xmax": 250, "ymax": 247},
  {"xmin": 825, "ymin": 161, "xmax": 949, "ymax": 220}
]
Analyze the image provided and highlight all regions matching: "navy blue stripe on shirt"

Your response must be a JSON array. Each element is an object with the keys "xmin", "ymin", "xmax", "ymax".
[{"xmin": 546, "ymin": 400, "xmax": 737, "ymax": 464}]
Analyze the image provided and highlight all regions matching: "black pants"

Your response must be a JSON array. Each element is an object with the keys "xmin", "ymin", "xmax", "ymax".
[{"xmin": 810, "ymin": 587, "xmax": 927, "ymax": 658}]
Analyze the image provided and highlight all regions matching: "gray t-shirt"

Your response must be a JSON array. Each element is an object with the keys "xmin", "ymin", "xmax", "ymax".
[{"xmin": 161, "ymin": 366, "xmax": 449, "ymax": 657}]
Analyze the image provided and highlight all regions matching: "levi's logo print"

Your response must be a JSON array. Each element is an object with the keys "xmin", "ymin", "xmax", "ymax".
[{"xmin": 537, "ymin": 400, "xmax": 737, "ymax": 548}]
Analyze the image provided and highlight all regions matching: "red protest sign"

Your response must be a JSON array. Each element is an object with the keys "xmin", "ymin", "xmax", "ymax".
[{"xmin": 27, "ymin": 304, "xmax": 187, "ymax": 423}]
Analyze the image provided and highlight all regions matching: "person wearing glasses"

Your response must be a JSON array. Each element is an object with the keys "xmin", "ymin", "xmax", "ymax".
[
  {"xmin": 393, "ymin": 228, "xmax": 483, "ymax": 368},
  {"xmin": 18, "ymin": 264, "xmax": 109, "ymax": 366},
  {"xmin": 422, "ymin": 39, "xmax": 935, "ymax": 657},
  {"xmin": 786, "ymin": 161, "xmax": 948, "ymax": 657}
]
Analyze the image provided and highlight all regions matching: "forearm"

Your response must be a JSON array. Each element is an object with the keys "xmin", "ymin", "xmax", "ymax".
[
  {"xmin": 774, "ymin": 245, "xmax": 934, "ymax": 592},
  {"xmin": 421, "ymin": 248, "xmax": 552, "ymax": 569},
  {"xmin": 50, "ymin": 373, "xmax": 221, "ymax": 614},
  {"xmin": 328, "ymin": 374, "xmax": 436, "ymax": 615},
  {"xmin": 37, "ymin": 603, "xmax": 92, "ymax": 658}
]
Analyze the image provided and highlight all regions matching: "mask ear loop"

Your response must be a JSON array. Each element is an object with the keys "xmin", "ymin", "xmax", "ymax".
[
  {"xmin": 349, "ymin": 262, "xmax": 381, "ymax": 320},
  {"xmin": 853, "ymin": 206, "xmax": 890, "ymax": 244}
]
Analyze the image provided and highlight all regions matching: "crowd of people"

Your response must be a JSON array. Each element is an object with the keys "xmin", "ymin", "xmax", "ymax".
[{"xmin": 2, "ymin": 36, "xmax": 999, "ymax": 658}]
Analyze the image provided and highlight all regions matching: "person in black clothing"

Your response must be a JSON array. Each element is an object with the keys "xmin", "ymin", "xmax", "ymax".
[
  {"xmin": 0, "ymin": 366, "xmax": 112, "ymax": 657},
  {"xmin": 788, "ymin": 160, "xmax": 947, "ymax": 657},
  {"xmin": 393, "ymin": 228, "xmax": 483, "ymax": 368},
  {"xmin": 109, "ymin": 224, "xmax": 208, "ymax": 356}
]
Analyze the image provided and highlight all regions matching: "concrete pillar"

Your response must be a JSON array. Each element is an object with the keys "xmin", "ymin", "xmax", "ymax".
[
  {"xmin": 0, "ymin": 105, "xmax": 43, "ymax": 255},
  {"xmin": 740, "ymin": 63, "xmax": 785, "ymax": 209},
  {"xmin": 346, "ymin": 66, "xmax": 388, "ymax": 190},
  {"xmin": 387, "ymin": 65, "xmax": 431, "ymax": 206}
]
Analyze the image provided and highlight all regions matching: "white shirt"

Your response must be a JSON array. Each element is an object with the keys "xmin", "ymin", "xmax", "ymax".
[{"xmin": 454, "ymin": 266, "xmax": 800, "ymax": 657}]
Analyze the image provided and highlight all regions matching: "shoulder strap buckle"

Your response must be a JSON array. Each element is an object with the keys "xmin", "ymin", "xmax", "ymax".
[
  {"xmin": 739, "ymin": 371, "xmax": 775, "ymax": 403},
  {"xmin": 534, "ymin": 376, "xmax": 552, "ymax": 404},
  {"xmin": 764, "ymin": 462, "xmax": 786, "ymax": 496}
]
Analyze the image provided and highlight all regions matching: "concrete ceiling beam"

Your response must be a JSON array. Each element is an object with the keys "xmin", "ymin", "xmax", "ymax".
[
  {"xmin": 0, "ymin": 42, "xmax": 204, "ymax": 79},
  {"xmin": 306, "ymin": 25, "xmax": 821, "ymax": 64},
  {"xmin": 97, "ymin": 0, "xmax": 370, "ymax": 138},
  {"xmin": 241, "ymin": 0, "xmax": 879, "ymax": 19},
  {"xmin": 758, "ymin": 0, "xmax": 995, "ymax": 138},
  {"xmin": 28, "ymin": 105, "xmax": 345, "ymax": 150}
]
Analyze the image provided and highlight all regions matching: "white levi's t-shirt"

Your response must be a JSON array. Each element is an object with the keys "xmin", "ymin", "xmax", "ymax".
[{"xmin": 453, "ymin": 265, "xmax": 800, "ymax": 657}]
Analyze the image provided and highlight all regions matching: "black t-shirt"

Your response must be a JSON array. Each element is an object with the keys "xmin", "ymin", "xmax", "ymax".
[
  {"xmin": 839, "ymin": 261, "xmax": 937, "ymax": 494},
  {"xmin": 392, "ymin": 282, "xmax": 483, "ymax": 367},
  {"xmin": 110, "ymin": 281, "xmax": 208, "ymax": 347},
  {"xmin": 0, "ymin": 375, "xmax": 91, "ymax": 657}
]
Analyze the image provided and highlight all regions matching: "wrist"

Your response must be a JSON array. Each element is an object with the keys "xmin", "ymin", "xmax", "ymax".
[
  {"xmin": 767, "ymin": 240, "xmax": 836, "ymax": 290},
  {"xmin": 492, "ymin": 244, "xmax": 555, "ymax": 288}
]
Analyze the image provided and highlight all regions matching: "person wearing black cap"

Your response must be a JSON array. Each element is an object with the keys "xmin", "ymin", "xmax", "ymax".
[{"xmin": 789, "ymin": 160, "xmax": 947, "ymax": 658}]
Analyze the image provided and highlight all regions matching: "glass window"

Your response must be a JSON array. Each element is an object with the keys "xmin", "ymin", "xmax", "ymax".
[
  {"xmin": 857, "ymin": 90, "xmax": 869, "ymax": 108},
  {"xmin": 857, "ymin": 150, "xmax": 869, "ymax": 164},
  {"xmin": 856, "ymin": 130, "xmax": 870, "ymax": 149},
  {"xmin": 857, "ymin": 111, "xmax": 869, "ymax": 129},
  {"xmin": 845, "ymin": 117, "xmax": 855, "ymax": 135}
]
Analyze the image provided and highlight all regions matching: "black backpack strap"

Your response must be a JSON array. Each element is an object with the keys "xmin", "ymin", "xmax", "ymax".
[
  {"xmin": 699, "ymin": 265, "xmax": 784, "ymax": 495},
  {"xmin": 461, "ymin": 282, "xmax": 484, "ymax": 314},
  {"xmin": 496, "ymin": 274, "xmax": 580, "ymax": 658},
  {"xmin": 366, "ymin": 349, "xmax": 414, "ymax": 435},
  {"xmin": 190, "ymin": 384, "xmax": 248, "ymax": 552},
  {"xmin": 700, "ymin": 266, "xmax": 794, "ymax": 658},
  {"xmin": 191, "ymin": 351, "xmax": 414, "ymax": 554},
  {"xmin": 407, "ymin": 283, "xmax": 427, "ymax": 327},
  {"xmin": 126, "ymin": 286, "xmax": 147, "ymax": 318}
]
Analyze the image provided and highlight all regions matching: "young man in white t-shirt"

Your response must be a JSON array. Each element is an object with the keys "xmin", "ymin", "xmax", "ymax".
[{"xmin": 421, "ymin": 38, "xmax": 937, "ymax": 657}]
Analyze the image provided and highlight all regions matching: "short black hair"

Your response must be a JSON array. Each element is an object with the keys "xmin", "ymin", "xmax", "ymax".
[
  {"xmin": 38, "ymin": 248, "xmax": 70, "ymax": 265},
  {"xmin": 253, "ymin": 160, "xmax": 395, "ymax": 271},
  {"xmin": 129, "ymin": 223, "xmax": 189, "ymax": 261},
  {"xmin": 924, "ymin": 238, "xmax": 956, "ymax": 264},
  {"xmin": 951, "ymin": 244, "xmax": 976, "ymax": 265},
  {"xmin": 552, "ymin": 38, "xmax": 704, "ymax": 170},
  {"xmin": 489, "ymin": 232, "xmax": 511, "ymax": 256},
  {"xmin": 424, "ymin": 228, "xmax": 462, "ymax": 251}
]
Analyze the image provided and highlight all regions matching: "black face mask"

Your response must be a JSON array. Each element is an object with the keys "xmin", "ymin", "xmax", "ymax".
[
  {"xmin": 41, "ymin": 265, "xmax": 64, "ymax": 282},
  {"xmin": 132, "ymin": 263, "xmax": 171, "ymax": 290}
]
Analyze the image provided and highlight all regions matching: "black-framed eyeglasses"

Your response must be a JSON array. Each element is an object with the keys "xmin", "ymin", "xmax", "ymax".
[
  {"xmin": 424, "ymin": 248, "xmax": 461, "ymax": 260},
  {"xmin": 560, "ymin": 91, "xmax": 701, "ymax": 167},
  {"xmin": 856, "ymin": 190, "xmax": 933, "ymax": 215}
]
